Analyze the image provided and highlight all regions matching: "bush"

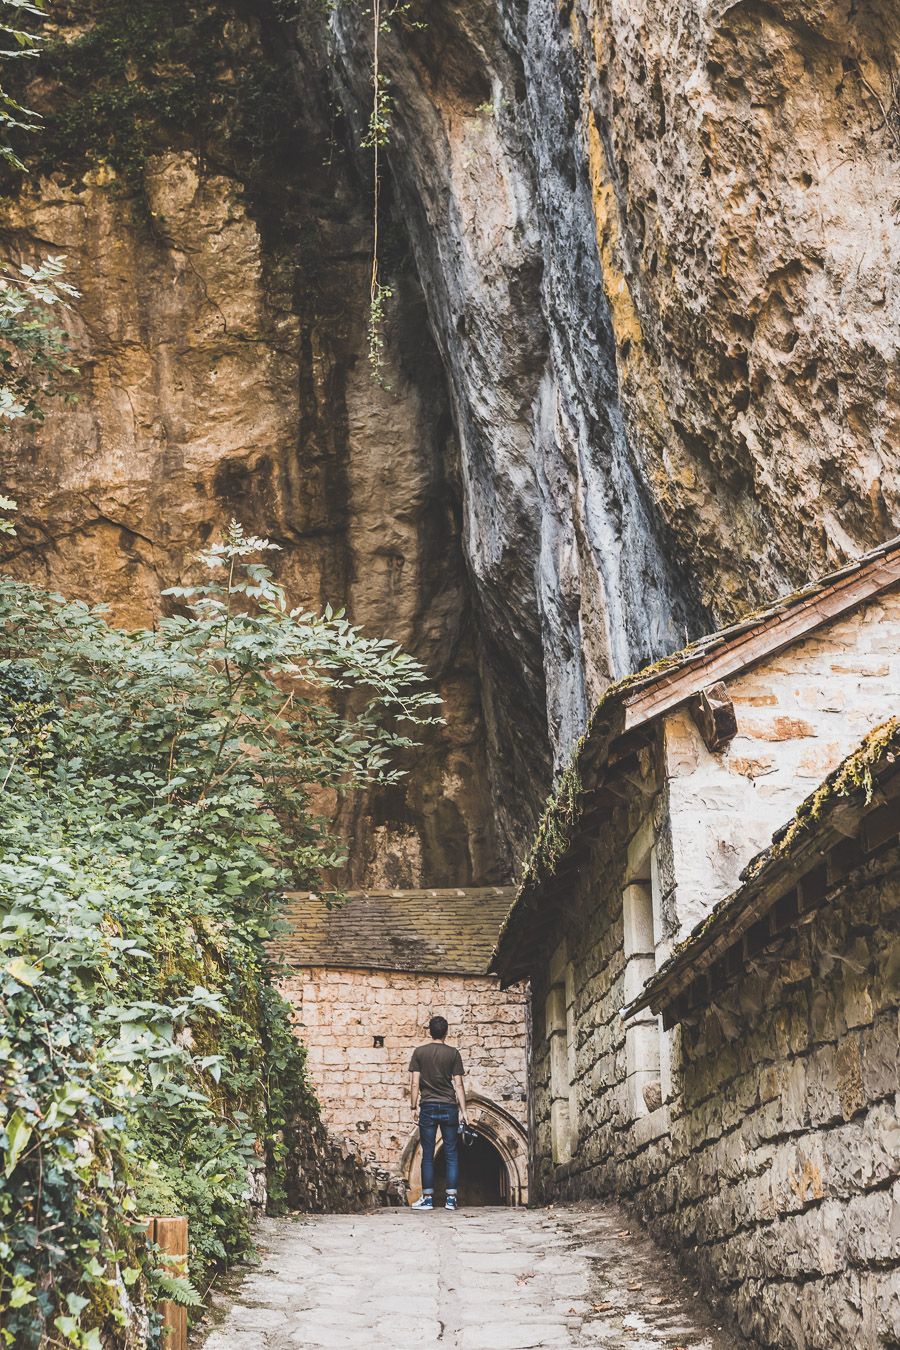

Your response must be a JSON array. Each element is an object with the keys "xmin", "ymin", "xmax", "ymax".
[{"xmin": 0, "ymin": 522, "xmax": 438, "ymax": 1347}]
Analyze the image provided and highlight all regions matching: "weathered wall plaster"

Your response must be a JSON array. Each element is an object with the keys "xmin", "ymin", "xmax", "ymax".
[{"xmin": 663, "ymin": 588, "xmax": 900, "ymax": 939}]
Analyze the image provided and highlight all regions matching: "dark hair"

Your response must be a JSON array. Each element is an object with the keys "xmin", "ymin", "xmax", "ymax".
[{"xmin": 428, "ymin": 1015, "xmax": 449, "ymax": 1040}]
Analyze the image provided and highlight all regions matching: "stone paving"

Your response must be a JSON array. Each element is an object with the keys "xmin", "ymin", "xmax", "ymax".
[{"xmin": 196, "ymin": 1204, "xmax": 742, "ymax": 1350}]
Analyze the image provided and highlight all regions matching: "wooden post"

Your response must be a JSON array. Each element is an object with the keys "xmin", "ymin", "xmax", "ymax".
[{"xmin": 148, "ymin": 1216, "xmax": 189, "ymax": 1350}]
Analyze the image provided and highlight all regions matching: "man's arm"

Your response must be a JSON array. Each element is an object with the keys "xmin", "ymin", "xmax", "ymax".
[
  {"xmin": 410, "ymin": 1070, "xmax": 420, "ymax": 1121},
  {"xmin": 452, "ymin": 1073, "xmax": 467, "ymax": 1123}
]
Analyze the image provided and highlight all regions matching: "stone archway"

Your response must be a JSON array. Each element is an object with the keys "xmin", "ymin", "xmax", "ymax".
[{"xmin": 400, "ymin": 1093, "xmax": 528, "ymax": 1205}]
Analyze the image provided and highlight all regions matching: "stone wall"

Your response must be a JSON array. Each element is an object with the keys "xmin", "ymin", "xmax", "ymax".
[
  {"xmin": 283, "ymin": 1112, "xmax": 387, "ymax": 1214},
  {"xmin": 664, "ymin": 589, "xmax": 900, "ymax": 939},
  {"xmin": 663, "ymin": 848, "xmax": 900, "ymax": 1347},
  {"xmin": 280, "ymin": 967, "xmax": 528, "ymax": 1181},
  {"xmin": 530, "ymin": 771, "xmax": 900, "ymax": 1348},
  {"xmin": 529, "ymin": 752, "xmax": 657, "ymax": 1201}
]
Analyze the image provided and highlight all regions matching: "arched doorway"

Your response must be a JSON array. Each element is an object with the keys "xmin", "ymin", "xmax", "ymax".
[
  {"xmin": 400, "ymin": 1093, "xmax": 528, "ymax": 1205},
  {"xmin": 431, "ymin": 1131, "xmax": 507, "ymax": 1206}
]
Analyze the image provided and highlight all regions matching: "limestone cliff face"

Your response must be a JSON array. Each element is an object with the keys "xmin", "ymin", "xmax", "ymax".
[
  {"xmin": 0, "ymin": 1, "xmax": 507, "ymax": 886},
  {"xmin": 326, "ymin": 0, "xmax": 900, "ymax": 769},
  {"xmin": 1, "ymin": 0, "xmax": 898, "ymax": 874}
]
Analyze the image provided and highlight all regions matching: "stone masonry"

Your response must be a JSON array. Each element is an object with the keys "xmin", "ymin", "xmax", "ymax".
[
  {"xmin": 662, "ymin": 586, "xmax": 900, "ymax": 943},
  {"xmin": 495, "ymin": 558, "xmax": 900, "ymax": 1347},
  {"xmin": 528, "ymin": 775, "xmax": 900, "ymax": 1347},
  {"xmin": 280, "ymin": 966, "xmax": 528, "ymax": 1186}
]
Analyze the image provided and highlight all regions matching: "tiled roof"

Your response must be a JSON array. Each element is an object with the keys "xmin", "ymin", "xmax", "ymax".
[
  {"xmin": 271, "ymin": 887, "xmax": 517, "ymax": 977},
  {"xmin": 621, "ymin": 718, "xmax": 900, "ymax": 1023},
  {"xmin": 492, "ymin": 534, "xmax": 900, "ymax": 984},
  {"xmin": 602, "ymin": 534, "xmax": 900, "ymax": 735}
]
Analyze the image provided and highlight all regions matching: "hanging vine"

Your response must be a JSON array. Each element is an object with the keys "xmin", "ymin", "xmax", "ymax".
[
  {"xmin": 358, "ymin": 0, "xmax": 422, "ymax": 381},
  {"xmin": 360, "ymin": 0, "xmax": 389, "ymax": 379}
]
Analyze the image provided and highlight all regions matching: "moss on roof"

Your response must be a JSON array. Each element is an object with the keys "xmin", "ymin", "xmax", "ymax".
[
  {"xmin": 624, "ymin": 717, "xmax": 900, "ymax": 1015},
  {"xmin": 495, "ymin": 536, "xmax": 900, "ymax": 980},
  {"xmin": 742, "ymin": 715, "xmax": 900, "ymax": 883}
]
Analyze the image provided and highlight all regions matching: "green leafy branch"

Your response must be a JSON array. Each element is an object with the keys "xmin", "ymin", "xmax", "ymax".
[
  {"xmin": 0, "ymin": 0, "xmax": 46, "ymax": 172},
  {"xmin": 0, "ymin": 522, "xmax": 439, "ymax": 1345},
  {"xmin": 0, "ymin": 255, "xmax": 79, "ymax": 426}
]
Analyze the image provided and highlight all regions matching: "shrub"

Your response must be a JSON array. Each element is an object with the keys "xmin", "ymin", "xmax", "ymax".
[{"xmin": 0, "ymin": 522, "xmax": 438, "ymax": 1346}]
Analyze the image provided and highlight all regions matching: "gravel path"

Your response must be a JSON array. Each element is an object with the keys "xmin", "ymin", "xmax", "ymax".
[{"xmin": 196, "ymin": 1204, "xmax": 743, "ymax": 1350}]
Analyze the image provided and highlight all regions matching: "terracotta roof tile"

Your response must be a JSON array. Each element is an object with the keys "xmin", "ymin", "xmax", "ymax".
[{"xmin": 271, "ymin": 887, "xmax": 517, "ymax": 976}]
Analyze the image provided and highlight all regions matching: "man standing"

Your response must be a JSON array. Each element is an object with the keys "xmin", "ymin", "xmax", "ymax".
[{"xmin": 408, "ymin": 1015, "xmax": 467, "ymax": 1210}]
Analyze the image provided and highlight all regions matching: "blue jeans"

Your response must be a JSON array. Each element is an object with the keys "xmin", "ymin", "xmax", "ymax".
[{"xmin": 419, "ymin": 1101, "xmax": 459, "ymax": 1192}]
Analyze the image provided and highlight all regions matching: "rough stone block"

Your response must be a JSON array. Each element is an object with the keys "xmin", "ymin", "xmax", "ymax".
[
  {"xmin": 844, "ymin": 1187, "xmax": 899, "ymax": 1265},
  {"xmin": 545, "ymin": 985, "xmax": 566, "ymax": 1037},
  {"xmin": 859, "ymin": 1013, "xmax": 899, "ymax": 1101},
  {"xmin": 625, "ymin": 1021, "xmax": 661, "ymax": 1080},
  {"xmin": 871, "ymin": 1266, "xmax": 900, "ymax": 1346},
  {"xmin": 799, "ymin": 1270, "xmax": 864, "ymax": 1350}
]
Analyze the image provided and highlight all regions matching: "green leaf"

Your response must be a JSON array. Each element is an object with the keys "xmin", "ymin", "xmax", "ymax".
[
  {"xmin": 3, "ymin": 1108, "xmax": 32, "ymax": 1177},
  {"xmin": 9, "ymin": 1275, "xmax": 36, "ymax": 1308},
  {"xmin": 4, "ymin": 955, "xmax": 41, "ymax": 986},
  {"xmin": 154, "ymin": 1273, "xmax": 202, "ymax": 1307}
]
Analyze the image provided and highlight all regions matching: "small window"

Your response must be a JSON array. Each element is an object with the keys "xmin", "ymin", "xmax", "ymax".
[
  {"xmin": 373, "ymin": 1035, "xmax": 385, "ymax": 1048},
  {"xmin": 545, "ymin": 942, "xmax": 579, "ymax": 1164},
  {"xmin": 622, "ymin": 828, "xmax": 667, "ymax": 1120}
]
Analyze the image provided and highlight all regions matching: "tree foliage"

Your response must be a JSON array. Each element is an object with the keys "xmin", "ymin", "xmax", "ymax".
[
  {"xmin": 0, "ymin": 254, "xmax": 78, "ymax": 423},
  {"xmin": 0, "ymin": 0, "xmax": 45, "ymax": 171},
  {"xmin": 0, "ymin": 523, "xmax": 439, "ymax": 1347},
  {"xmin": 0, "ymin": 2, "xmax": 78, "ymax": 425}
]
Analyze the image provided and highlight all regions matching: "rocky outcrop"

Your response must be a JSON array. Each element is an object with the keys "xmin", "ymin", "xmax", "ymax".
[
  {"xmin": 1, "ymin": 0, "xmax": 898, "ymax": 870},
  {"xmin": 0, "ymin": 1, "xmax": 508, "ymax": 885},
  {"xmin": 325, "ymin": 0, "xmax": 900, "ymax": 777}
]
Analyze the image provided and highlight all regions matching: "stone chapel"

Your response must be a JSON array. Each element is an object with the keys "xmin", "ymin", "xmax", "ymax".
[
  {"xmin": 493, "ymin": 537, "xmax": 900, "ymax": 1348},
  {"xmin": 273, "ymin": 887, "xmax": 529, "ymax": 1206}
]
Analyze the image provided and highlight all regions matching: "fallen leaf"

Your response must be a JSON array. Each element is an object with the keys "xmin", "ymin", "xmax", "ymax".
[
  {"xmin": 627, "ymin": 1282, "xmax": 643, "ymax": 1292},
  {"xmin": 593, "ymin": 1301, "xmax": 615, "ymax": 1313},
  {"xmin": 650, "ymin": 1296, "xmax": 668, "ymax": 1305},
  {"xmin": 616, "ymin": 1229, "xmax": 631, "ymax": 1238}
]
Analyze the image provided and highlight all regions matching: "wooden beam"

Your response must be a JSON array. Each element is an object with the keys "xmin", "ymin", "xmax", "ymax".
[
  {"xmin": 690, "ymin": 681, "xmax": 738, "ymax": 752},
  {"xmin": 149, "ymin": 1216, "xmax": 189, "ymax": 1350},
  {"xmin": 622, "ymin": 555, "xmax": 900, "ymax": 734}
]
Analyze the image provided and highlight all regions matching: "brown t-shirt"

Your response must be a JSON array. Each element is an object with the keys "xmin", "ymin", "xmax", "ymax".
[{"xmin": 408, "ymin": 1042, "xmax": 465, "ymax": 1104}]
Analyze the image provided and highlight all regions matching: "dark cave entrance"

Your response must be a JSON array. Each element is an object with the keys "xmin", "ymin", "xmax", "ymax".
[{"xmin": 433, "ymin": 1133, "xmax": 508, "ymax": 1207}]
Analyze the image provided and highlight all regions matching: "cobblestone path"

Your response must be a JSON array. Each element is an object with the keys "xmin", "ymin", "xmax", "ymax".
[{"xmin": 197, "ymin": 1204, "xmax": 741, "ymax": 1350}]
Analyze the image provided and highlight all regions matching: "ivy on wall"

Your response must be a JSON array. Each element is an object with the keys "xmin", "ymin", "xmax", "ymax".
[{"xmin": 0, "ymin": 521, "xmax": 439, "ymax": 1347}]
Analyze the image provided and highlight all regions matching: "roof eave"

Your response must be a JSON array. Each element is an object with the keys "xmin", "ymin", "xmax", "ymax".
[
  {"xmin": 622, "ymin": 725, "xmax": 900, "ymax": 1021},
  {"xmin": 497, "ymin": 540, "xmax": 900, "ymax": 969}
]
